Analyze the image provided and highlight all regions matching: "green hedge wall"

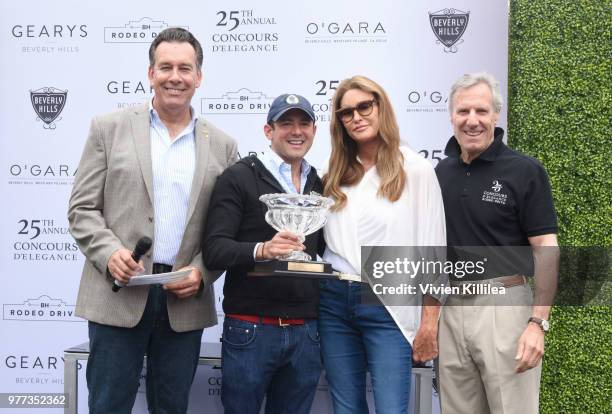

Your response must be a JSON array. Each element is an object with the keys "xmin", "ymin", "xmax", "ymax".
[{"xmin": 509, "ymin": 1, "xmax": 611, "ymax": 413}]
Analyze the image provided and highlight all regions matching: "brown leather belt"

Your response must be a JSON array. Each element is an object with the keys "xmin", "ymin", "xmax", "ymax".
[
  {"xmin": 449, "ymin": 275, "xmax": 527, "ymax": 289},
  {"xmin": 226, "ymin": 314, "xmax": 306, "ymax": 326}
]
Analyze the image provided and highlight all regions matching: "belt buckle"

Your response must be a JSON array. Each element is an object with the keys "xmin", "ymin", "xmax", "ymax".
[{"xmin": 278, "ymin": 317, "xmax": 290, "ymax": 327}]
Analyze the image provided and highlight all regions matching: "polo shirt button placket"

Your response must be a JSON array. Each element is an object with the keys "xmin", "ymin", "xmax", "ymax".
[{"xmin": 462, "ymin": 165, "xmax": 471, "ymax": 195}]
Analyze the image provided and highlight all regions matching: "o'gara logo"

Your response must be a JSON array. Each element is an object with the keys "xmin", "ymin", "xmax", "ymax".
[
  {"xmin": 429, "ymin": 8, "xmax": 470, "ymax": 53},
  {"xmin": 304, "ymin": 20, "xmax": 387, "ymax": 46},
  {"xmin": 30, "ymin": 87, "xmax": 67, "ymax": 129}
]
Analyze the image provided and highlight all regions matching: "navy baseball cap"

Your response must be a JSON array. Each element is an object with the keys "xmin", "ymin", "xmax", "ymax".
[{"xmin": 267, "ymin": 94, "xmax": 315, "ymax": 124}]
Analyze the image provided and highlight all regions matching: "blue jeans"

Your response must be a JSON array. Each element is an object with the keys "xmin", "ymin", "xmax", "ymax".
[
  {"xmin": 86, "ymin": 285, "xmax": 203, "ymax": 414},
  {"xmin": 221, "ymin": 316, "xmax": 322, "ymax": 414},
  {"xmin": 319, "ymin": 279, "xmax": 413, "ymax": 414}
]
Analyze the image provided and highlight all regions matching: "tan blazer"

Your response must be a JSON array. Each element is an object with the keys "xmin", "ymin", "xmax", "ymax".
[{"xmin": 68, "ymin": 103, "xmax": 237, "ymax": 332}]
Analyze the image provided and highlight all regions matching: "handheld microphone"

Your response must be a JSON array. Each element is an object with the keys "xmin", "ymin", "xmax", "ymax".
[{"xmin": 112, "ymin": 236, "xmax": 153, "ymax": 292}]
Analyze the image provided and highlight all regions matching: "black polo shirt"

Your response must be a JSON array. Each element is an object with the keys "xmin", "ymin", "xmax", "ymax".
[{"xmin": 435, "ymin": 127, "xmax": 558, "ymax": 277}]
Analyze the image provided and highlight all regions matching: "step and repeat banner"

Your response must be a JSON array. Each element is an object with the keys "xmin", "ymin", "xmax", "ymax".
[{"xmin": 0, "ymin": 1, "xmax": 508, "ymax": 412}]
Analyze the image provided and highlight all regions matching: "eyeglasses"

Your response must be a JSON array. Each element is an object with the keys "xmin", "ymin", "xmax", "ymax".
[{"xmin": 335, "ymin": 100, "xmax": 377, "ymax": 123}]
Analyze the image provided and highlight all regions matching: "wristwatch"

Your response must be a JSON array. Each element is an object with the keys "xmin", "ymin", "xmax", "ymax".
[{"xmin": 528, "ymin": 316, "xmax": 550, "ymax": 332}]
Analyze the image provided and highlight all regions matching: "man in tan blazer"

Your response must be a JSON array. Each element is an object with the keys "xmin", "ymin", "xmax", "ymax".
[{"xmin": 68, "ymin": 28, "xmax": 237, "ymax": 414}]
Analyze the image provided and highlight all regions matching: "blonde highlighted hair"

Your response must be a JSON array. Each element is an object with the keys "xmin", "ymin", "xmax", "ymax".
[{"xmin": 323, "ymin": 75, "xmax": 406, "ymax": 211}]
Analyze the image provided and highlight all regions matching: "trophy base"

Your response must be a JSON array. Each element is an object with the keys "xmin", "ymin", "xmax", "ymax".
[
  {"xmin": 248, "ymin": 259, "xmax": 335, "ymax": 279},
  {"xmin": 278, "ymin": 250, "xmax": 312, "ymax": 262}
]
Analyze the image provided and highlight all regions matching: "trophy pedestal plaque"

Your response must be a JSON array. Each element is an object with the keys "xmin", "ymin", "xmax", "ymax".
[{"xmin": 248, "ymin": 259, "xmax": 335, "ymax": 279}]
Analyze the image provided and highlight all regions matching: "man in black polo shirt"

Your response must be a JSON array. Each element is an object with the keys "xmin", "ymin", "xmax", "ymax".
[
  {"xmin": 435, "ymin": 72, "xmax": 559, "ymax": 414},
  {"xmin": 202, "ymin": 94, "xmax": 323, "ymax": 414}
]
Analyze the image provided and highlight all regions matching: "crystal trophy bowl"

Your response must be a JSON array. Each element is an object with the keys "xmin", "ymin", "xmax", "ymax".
[{"xmin": 259, "ymin": 193, "xmax": 334, "ymax": 261}]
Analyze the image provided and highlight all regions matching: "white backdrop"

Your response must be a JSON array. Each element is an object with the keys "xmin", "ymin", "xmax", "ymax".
[{"xmin": 0, "ymin": 1, "xmax": 508, "ymax": 412}]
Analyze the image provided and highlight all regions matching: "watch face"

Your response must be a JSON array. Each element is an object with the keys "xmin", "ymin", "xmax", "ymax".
[{"xmin": 541, "ymin": 319, "xmax": 550, "ymax": 332}]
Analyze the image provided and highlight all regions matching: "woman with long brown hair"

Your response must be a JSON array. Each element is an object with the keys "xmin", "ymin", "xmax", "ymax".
[{"xmin": 320, "ymin": 75, "xmax": 446, "ymax": 413}]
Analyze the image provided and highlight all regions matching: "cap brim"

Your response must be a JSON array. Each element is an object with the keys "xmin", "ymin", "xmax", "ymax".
[{"xmin": 271, "ymin": 106, "xmax": 315, "ymax": 122}]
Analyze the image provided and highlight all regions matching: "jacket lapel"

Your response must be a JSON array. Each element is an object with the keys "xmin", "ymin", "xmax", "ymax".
[
  {"xmin": 251, "ymin": 157, "xmax": 285, "ymax": 193},
  {"xmin": 303, "ymin": 167, "xmax": 321, "ymax": 194},
  {"xmin": 186, "ymin": 119, "xmax": 210, "ymax": 221},
  {"xmin": 131, "ymin": 104, "xmax": 154, "ymax": 204}
]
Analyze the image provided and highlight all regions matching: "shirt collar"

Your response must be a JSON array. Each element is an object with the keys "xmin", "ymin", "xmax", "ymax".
[
  {"xmin": 148, "ymin": 97, "xmax": 198, "ymax": 128},
  {"xmin": 444, "ymin": 127, "xmax": 506, "ymax": 163},
  {"xmin": 264, "ymin": 147, "xmax": 312, "ymax": 177}
]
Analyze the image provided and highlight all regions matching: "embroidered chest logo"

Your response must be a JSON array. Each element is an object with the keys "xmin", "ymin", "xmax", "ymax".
[{"xmin": 482, "ymin": 180, "xmax": 507, "ymax": 205}]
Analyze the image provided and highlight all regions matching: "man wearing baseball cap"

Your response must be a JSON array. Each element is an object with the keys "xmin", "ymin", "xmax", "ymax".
[{"xmin": 202, "ymin": 94, "xmax": 324, "ymax": 413}]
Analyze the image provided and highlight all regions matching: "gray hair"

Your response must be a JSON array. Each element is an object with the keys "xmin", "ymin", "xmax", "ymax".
[
  {"xmin": 448, "ymin": 72, "xmax": 503, "ymax": 113},
  {"xmin": 148, "ymin": 27, "xmax": 203, "ymax": 70}
]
